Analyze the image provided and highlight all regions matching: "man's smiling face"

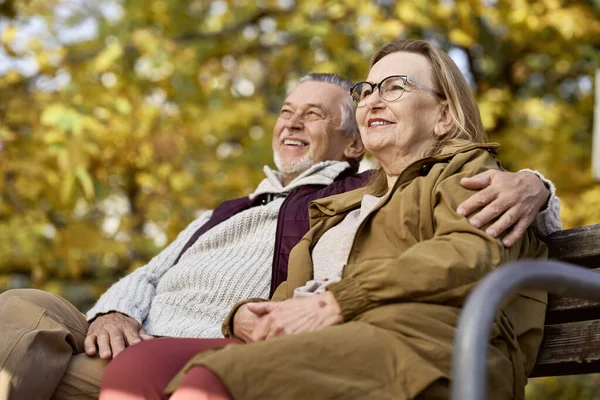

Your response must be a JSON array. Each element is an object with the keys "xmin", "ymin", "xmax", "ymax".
[{"xmin": 272, "ymin": 80, "xmax": 353, "ymax": 183}]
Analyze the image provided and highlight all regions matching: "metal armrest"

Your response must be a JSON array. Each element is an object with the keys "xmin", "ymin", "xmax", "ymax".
[{"xmin": 451, "ymin": 260, "xmax": 600, "ymax": 400}]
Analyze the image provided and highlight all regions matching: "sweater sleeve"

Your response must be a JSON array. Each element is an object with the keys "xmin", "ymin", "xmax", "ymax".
[
  {"xmin": 518, "ymin": 168, "xmax": 562, "ymax": 238},
  {"xmin": 85, "ymin": 210, "xmax": 213, "ymax": 324},
  {"xmin": 327, "ymin": 161, "xmax": 547, "ymax": 322}
]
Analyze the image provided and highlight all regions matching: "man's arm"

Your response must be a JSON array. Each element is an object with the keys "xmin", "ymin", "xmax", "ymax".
[
  {"xmin": 457, "ymin": 170, "xmax": 561, "ymax": 247},
  {"xmin": 84, "ymin": 210, "xmax": 213, "ymax": 359}
]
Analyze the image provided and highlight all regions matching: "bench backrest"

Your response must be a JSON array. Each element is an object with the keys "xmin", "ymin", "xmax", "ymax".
[{"xmin": 530, "ymin": 223, "xmax": 600, "ymax": 377}]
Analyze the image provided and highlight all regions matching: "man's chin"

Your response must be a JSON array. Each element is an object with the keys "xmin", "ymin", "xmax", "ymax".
[{"xmin": 273, "ymin": 152, "xmax": 315, "ymax": 175}]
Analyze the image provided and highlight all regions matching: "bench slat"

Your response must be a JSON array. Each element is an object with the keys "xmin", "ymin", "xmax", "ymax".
[
  {"xmin": 548, "ymin": 223, "xmax": 600, "ymax": 268},
  {"xmin": 531, "ymin": 319, "xmax": 600, "ymax": 377},
  {"xmin": 545, "ymin": 296, "xmax": 600, "ymax": 325}
]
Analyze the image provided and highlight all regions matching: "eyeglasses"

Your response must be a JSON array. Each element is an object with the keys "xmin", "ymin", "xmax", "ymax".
[{"xmin": 350, "ymin": 75, "xmax": 446, "ymax": 107}]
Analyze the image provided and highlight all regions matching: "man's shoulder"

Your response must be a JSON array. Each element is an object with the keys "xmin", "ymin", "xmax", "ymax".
[
  {"xmin": 294, "ymin": 169, "xmax": 370, "ymax": 198},
  {"xmin": 327, "ymin": 170, "xmax": 371, "ymax": 194},
  {"xmin": 281, "ymin": 170, "xmax": 370, "ymax": 211}
]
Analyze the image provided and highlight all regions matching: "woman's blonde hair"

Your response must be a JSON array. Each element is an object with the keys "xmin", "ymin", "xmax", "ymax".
[{"xmin": 365, "ymin": 39, "xmax": 487, "ymax": 195}]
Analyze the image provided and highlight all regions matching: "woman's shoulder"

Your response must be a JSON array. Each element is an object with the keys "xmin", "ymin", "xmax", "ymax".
[{"xmin": 433, "ymin": 142, "xmax": 501, "ymax": 179}]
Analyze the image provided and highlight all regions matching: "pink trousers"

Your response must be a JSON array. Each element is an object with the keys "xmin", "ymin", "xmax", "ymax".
[{"xmin": 99, "ymin": 338, "xmax": 240, "ymax": 400}]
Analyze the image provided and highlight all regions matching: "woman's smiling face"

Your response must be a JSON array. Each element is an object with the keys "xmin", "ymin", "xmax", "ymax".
[{"xmin": 356, "ymin": 51, "xmax": 443, "ymax": 174}]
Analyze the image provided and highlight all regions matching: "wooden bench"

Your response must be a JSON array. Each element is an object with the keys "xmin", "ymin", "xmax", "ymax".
[
  {"xmin": 451, "ymin": 223, "xmax": 600, "ymax": 399},
  {"xmin": 531, "ymin": 223, "xmax": 600, "ymax": 377}
]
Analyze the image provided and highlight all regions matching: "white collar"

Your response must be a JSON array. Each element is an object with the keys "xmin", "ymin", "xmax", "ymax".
[{"xmin": 250, "ymin": 161, "xmax": 351, "ymax": 199}]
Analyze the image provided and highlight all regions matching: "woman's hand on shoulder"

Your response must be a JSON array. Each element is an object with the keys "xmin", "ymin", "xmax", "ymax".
[{"xmin": 247, "ymin": 292, "xmax": 342, "ymax": 342}]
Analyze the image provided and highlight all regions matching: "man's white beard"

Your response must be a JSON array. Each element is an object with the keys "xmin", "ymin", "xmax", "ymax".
[{"xmin": 273, "ymin": 150, "xmax": 315, "ymax": 177}]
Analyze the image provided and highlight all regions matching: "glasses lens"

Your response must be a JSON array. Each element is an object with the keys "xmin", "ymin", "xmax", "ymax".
[
  {"xmin": 380, "ymin": 76, "xmax": 407, "ymax": 102},
  {"xmin": 351, "ymin": 83, "xmax": 373, "ymax": 106},
  {"xmin": 350, "ymin": 85, "xmax": 361, "ymax": 105}
]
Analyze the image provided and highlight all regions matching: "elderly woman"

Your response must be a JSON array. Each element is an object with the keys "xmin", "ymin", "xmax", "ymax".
[{"xmin": 100, "ymin": 39, "xmax": 547, "ymax": 400}]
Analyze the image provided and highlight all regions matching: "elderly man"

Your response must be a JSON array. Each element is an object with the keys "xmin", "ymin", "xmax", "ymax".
[{"xmin": 0, "ymin": 73, "xmax": 559, "ymax": 400}]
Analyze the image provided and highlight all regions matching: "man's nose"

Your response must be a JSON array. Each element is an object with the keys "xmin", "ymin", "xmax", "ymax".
[{"xmin": 285, "ymin": 114, "xmax": 304, "ymax": 130}]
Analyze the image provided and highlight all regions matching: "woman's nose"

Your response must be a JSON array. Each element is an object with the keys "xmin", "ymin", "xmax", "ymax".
[{"xmin": 364, "ymin": 88, "xmax": 385, "ymax": 110}]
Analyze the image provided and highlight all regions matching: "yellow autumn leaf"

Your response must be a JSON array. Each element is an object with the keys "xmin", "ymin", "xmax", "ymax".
[
  {"xmin": 449, "ymin": 28, "xmax": 475, "ymax": 47},
  {"xmin": 114, "ymin": 98, "xmax": 132, "ymax": 115},
  {"xmin": 1, "ymin": 25, "xmax": 17, "ymax": 45},
  {"xmin": 93, "ymin": 43, "xmax": 124, "ymax": 73}
]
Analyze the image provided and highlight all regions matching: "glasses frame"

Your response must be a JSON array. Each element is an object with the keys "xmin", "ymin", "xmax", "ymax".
[{"xmin": 350, "ymin": 75, "xmax": 446, "ymax": 107}]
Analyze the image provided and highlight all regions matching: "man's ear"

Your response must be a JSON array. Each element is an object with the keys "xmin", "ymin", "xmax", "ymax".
[
  {"xmin": 434, "ymin": 103, "xmax": 453, "ymax": 137},
  {"xmin": 344, "ymin": 135, "xmax": 366, "ymax": 159}
]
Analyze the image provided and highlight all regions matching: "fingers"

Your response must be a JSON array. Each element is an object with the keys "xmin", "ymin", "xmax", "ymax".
[
  {"xmin": 457, "ymin": 187, "xmax": 498, "ymax": 220},
  {"xmin": 96, "ymin": 331, "xmax": 113, "ymax": 359},
  {"xmin": 250, "ymin": 314, "xmax": 286, "ymax": 342},
  {"xmin": 93, "ymin": 328, "xmax": 127, "ymax": 359},
  {"xmin": 139, "ymin": 327, "xmax": 155, "ymax": 341},
  {"xmin": 464, "ymin": 199, "xmax": 504, "ymax": 229},
  {"xmin": 247, "ymin": 302, "xmax": 275, "ymax": 316},
  {"xmin": 250, "ymin": 318, "xmax": 271, "ymax": 342},
  {"xmin": 459, "ymin": 170, "xmax": 493, "ymax": 190},
  {"xmin": 84, "ymin": 334, "xmax": 98, "ymax": 356},
  {"xmin": 123, "ymin": 326, "xmax": 143, "ymax": 347},
  {"xmin": 266, "ymin": 324, "xmax": 285, "ymax": 340},
  {"xmin": 483, "ymin": 207, "xmax": 518, "ymax": 238},
  {"xmin": 109, "ymin": 331, "xmax": 127, "ymax": 358},
  {"xmin": 501, "ymin": 218, "xmax": 531, "ymax": 248},
  {"xmin": 84, "ymin": 314, "xmax": 147, "ymax": 359},
  {"xmin": 478, "ymin": 203, "xmax": 532, "ymax": 247}
]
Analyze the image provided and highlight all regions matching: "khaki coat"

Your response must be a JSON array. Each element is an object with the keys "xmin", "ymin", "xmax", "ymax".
[{"xmin": 166, "ymin": 143, "xmax": 548, "ymax": 400}]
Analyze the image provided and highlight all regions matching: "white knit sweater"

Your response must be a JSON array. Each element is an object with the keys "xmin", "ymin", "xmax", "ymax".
[{"xmin": 86, "ymin": 161, "xmax": 351, "ymax": 338}]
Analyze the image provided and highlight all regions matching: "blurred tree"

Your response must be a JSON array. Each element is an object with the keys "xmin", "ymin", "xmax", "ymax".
[
  {"xmin": 527, "ymin": 374, "xmax": 600, "ymax": 399},
  {"xmin": 1, "ymin": 0, "xmax": 599, "ymax": 396}
]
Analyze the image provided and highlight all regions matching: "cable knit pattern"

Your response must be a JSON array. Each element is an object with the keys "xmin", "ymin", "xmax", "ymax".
[
  {"xmin": 143, "ymin": 198, "xmax": 284, "ymax": 337},
  {"xmin": 86, "ymin": 161, "xmax": 350, "ymax": 338},
  {"xmin": 85, "ymin": 212, "xmax": 213, "ymax": 324}
]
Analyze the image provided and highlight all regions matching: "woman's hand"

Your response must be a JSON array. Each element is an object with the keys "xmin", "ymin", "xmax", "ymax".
[
  {"xmin": 232, "ymin": 304, "xmax": 263, "ymax": 342},
  {"xmin": 247, "ymin": 292, "xmax": 342, "ymax": 342}
]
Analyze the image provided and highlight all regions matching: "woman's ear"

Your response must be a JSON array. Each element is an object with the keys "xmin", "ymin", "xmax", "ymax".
[
  {"xmin": 344, "ymin": 135, "xmax": 366, "ymax": 160},
  {"xmin": 434, "ymin": 102, "xmax": 453, "ymax": 137}
]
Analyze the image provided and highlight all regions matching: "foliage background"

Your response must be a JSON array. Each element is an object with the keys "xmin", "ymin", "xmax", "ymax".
[{"xmin": 1, "ymin": 0, "xmax": 599, "ymax": 396}]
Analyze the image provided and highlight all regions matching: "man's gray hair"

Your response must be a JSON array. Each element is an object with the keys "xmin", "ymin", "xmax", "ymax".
[{"xmin": 299, "ymin": 73, "xmax": 360, "ymax": 141}]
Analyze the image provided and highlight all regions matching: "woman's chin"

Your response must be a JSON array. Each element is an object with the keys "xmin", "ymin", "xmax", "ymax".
[{"xmin": 364, "ymin": 140, "xmax": 390, "ymax": 156}]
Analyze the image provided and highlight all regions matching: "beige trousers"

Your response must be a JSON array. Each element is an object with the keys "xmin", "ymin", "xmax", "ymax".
[{"xmin": 0, "ymin": 289, "xmax": 108, "ymax": 400}]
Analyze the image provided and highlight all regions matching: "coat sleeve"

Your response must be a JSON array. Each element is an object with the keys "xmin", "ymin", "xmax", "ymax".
[
  {"xmin": 85, "ymin": 211, "xmax": 213, "ymax": 324},
  {"xmin": 326, "ymin": 160, "xmax": 547, "ymax": 323}
]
